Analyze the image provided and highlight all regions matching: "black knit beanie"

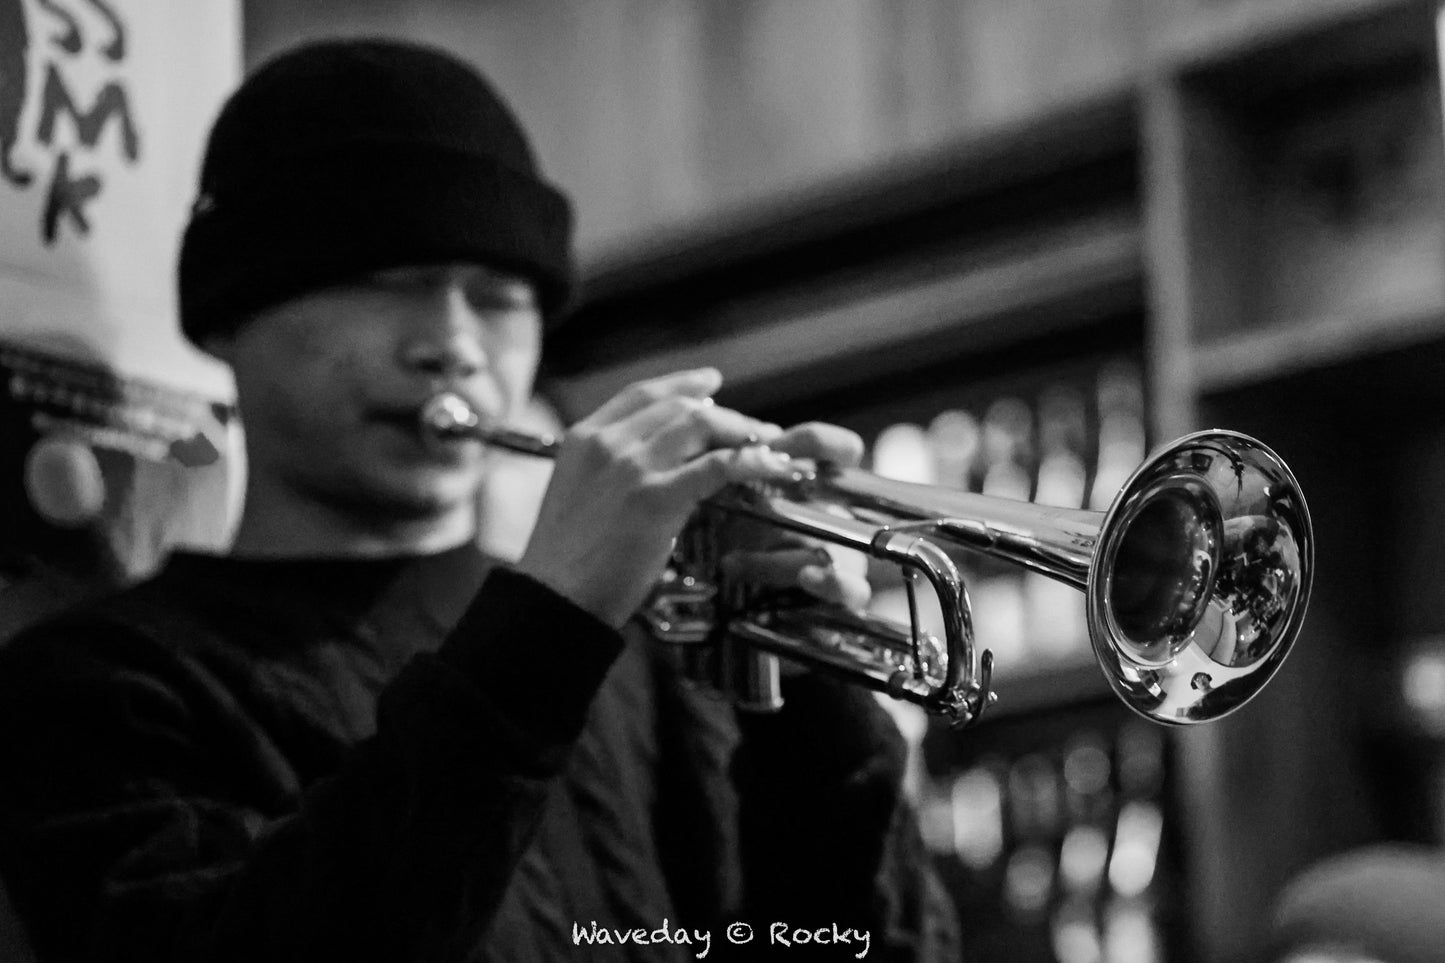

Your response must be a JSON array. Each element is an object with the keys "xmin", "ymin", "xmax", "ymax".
[{"xmin": 178, "ymin": 38, "xmax": 575, "ymax": 346}]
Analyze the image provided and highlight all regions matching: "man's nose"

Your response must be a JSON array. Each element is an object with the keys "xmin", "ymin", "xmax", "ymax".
[{"xmin": 397, "ymin": 291, "xmax": 487, "ymax": 378}]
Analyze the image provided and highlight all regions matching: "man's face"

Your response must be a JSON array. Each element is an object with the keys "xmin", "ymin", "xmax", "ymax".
[{"xmin": 216, "ymin": 262, "xmax": 543, "ymax": 524}]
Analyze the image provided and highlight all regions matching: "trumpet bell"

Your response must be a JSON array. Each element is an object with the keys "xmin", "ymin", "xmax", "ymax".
[{"xmin": 1089, "ymin": 431, "xmax": 1312, "ymax": 724}]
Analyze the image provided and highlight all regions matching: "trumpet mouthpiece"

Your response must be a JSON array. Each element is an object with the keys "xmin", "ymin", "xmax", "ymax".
[
  {"xmin": 418, "ymin": 392, "xmax": 561, "ymax": 458},
  {"xmin": 420, "ymin": 392, "xmax": 480, "ymax": 439}
]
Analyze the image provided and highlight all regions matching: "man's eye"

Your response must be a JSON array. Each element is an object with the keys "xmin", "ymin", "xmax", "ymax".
[{"xmin": 467, "ymin": 282, "xmax": 537, "ymax": 313}]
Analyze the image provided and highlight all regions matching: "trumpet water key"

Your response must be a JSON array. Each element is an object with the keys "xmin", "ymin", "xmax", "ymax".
[{"xmin": 422, "ymin": 393, "xmax": 1312, "ymax": 729}]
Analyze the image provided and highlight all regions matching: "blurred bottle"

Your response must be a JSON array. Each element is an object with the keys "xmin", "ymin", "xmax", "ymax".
[
  {"xmin": 872, "ymin": 422, "xmax": 936, "ymax": 485},
  {"xmin": 1102, "ymin": 895, "xmax": 1161, "ymax": 963},
  {"xmin": 1398, "ymin": 637, "xmax": 1445, "ymax": 843},
  {"xmin": 1105, "ymin": 721, "xmax": 1167, "ymax": 962},
  {"xmin": 927, "ymin": 408, "xmax": 980, "ymax": 491},
  {"xmin": 1005, "ymin": 842, "xmax": 1058, "ymax": 922},
  {"xmin": 1104, "ymin": 800, "xmax": 1165, "ymax": 963},
  {"xmin": 1009, "ymin": 752, "xmax": 1064, "ymax": 841},
  {"xmin": 1004, "ymin": 753, "xmax": 1063, "ymax": 927},
  {"xmin": 1089, "ymin": 361, "xmax": 1147, "ymax": 512},
  {"xmin": 1063, "ymin": 730, "xmax": 1116, "ymax": 826},
  {"xmin": 1053, "ymin": 893, "xmax": 1104, "ymax": 963},
  {"xmin": 981, "ymin": 398, "xmax": 1034, "ymax": 502},
  {"xmin": 916, "ymin": 769, "xmax": 956, "ymax": 859},
  {"xmin": 1035, "ymin": 385, "xmax": 1089, "ymax": 509},
  {"xmin": 1059, "ymin": 820, "xmax": 1111, "ymax": 899},
  {"xmin": 1028, "ymin": 384, "xmax": 1091, "ymax": 661},
  {"xmin": 1108, "ymin": 800, "xmax": 1163, "ymax": 899},
  {"xmin": 976, "ymin": 398, "xmax": 1033, "ymax": 669},
  {"xmin": 945, "ymin": 761, "xmax": 1008, "ymax": 872}
]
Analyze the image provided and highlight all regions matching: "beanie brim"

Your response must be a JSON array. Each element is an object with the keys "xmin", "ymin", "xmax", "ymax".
[{"xmin": 179, "ymin": 140, "xmax": 574, "ymax": 345}]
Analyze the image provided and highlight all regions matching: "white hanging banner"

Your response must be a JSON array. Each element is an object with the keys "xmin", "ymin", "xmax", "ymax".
[
  {"xmin": 0, "ymin": 0, "xmax": 239, "ymax": 398},
  {"xmin": 0, "ymin": 0, "xmax": 243, "ymax": 591}
]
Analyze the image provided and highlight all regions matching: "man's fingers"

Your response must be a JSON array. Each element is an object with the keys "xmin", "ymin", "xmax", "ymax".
[
  {"xmin": 642, "ymin": 403, "xmax": 782, "ymax": 466},
  {"xmin": 662, "ymin": 444, "xmax": 802, "ymax": 505},
  {"xmin": 595, "ymin": 395, "xmax": 717, "ymax": 457},
  {"xmin": 720, "ymin": 547, "xmax": 872, "ymax": 609},
  {"xmin": 720, "ymin": 547, "xmax": 830, "ymax": 587},
  {"xmin": 771, "ymin": 422, "xmax": 865, "ymax": 468},
  {"xmin": 586, "ymin": 396, "xmax": 783, "ymax": 473},
  {"xmin": 799, "ymin": 564, "xmax": 872, "ymax": 610},
  {"xmin": 580, "ymin": 367, "xmax": 722, "ymax": 428}
]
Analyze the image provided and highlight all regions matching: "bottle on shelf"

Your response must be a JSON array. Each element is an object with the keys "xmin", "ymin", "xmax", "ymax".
[
  {"xmin": 1104, "ymin": 720, "xmax": 1168, "ymax": 963},
  {"xmin": 975, "ymin": 397, "xmax": 1034, "ymax": 670},
  {"xmin": 1103, "ymin": 800, "xmax": 1165, "ymax": 963},
  {"xmin": 1001, "ymin": 752, "xmax": 1065, "ymax": 929},
  {"xmin": 981, "ymin": 397, "xmax": 1035, "ymax": 503},
  {"xmin": 1027, "ymin": 383, "xmax": 1091, "ymax": 662},
  {"xmin": 1088, "ymin": 361, "xmax": 1147, "ymax": 513},
  {"xmin": 1034, "ymin": 385, "xmax": 1089, "ymax": 510},
  {"xmin": 932, "ymin": 761, "xmax": 1008, "ymax": 872},
  {"xmin": 1051, "ymin": 730, "xmax": 1114, "ymax": 963},
  {"xmin": 872, "ymin": 422, "xmax": 936, "ymax": 485},
  {"xmin": 927, "ymin": 408, "xmax": 981, "ymax": 491}
]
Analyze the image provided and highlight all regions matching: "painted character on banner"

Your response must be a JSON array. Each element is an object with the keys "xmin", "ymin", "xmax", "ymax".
[
  {"xmin": 1, "ymin": 0, "xmax": 131, "ymax": 195},
  {"xmin": 36, "ymin": 0, "xmax": 126, "ymax": 60},
  {"xmin": 0, "ymin": 0, "xmax": 32, "ymax": 188}
]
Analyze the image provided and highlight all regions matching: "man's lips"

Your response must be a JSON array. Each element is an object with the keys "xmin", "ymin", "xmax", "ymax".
[
  {"xmin": 368, "ymin": 409, "xmax": 453, "ymax": 437},
  {"xmin": 366, "ymin": 385, "xmax": 501, "ymax": 447},
  {"xmin": 368, "ymin": 404, "xmax": 497, "ymax": 452}
]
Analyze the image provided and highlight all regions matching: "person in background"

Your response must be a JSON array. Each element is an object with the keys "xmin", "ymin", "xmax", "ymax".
[
  {"xmin": 0, "ymin": 39, "xmax": 956, "ymax": 962},
  {"xmin": 1267, "ymin": 844, "xmax": 1445, "ymax": 963}
]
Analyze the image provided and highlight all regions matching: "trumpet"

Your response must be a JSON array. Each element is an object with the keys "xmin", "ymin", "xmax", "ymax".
[{"xmin": 423, "ymin": 393, "xmax": 1312, "ymax": 729}]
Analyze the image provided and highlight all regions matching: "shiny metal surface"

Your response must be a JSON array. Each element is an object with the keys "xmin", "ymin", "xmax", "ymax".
[
  {"xmin": 420, "ymin": 394, "xmax": 560, "ymax": 458},
  {"xmin": 1087, "ymin": 431, "xmax": 1312, "ymax": 724},
  {"xmin": 422, "ymin": 391, "xmax": 1312, "ymax": 728}
]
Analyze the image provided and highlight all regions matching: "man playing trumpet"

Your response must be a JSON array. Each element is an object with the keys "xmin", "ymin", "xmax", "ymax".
[{"xmin": 0, "ymin": 39, "xmax": 954, "ymax": 962}]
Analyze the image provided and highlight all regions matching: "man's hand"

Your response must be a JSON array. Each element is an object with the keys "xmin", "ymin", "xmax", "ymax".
[
  {"xmin": 516, "ymin": 368, "xmax": 804, "ymax": 627},
  {"xmin": 717, "ymin": 421, "xmax": 871, "ymax": 611}
]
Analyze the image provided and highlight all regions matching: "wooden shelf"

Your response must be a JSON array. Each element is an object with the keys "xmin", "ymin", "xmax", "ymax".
[
  {"xmin": 550, "ymin": 211, "xmax": 1142, "ymax": 418},
  {"xmin": 1149, "ymin": 0, "xmax": 1426, "ymax": 75},
  {"xmin": 1192, "ymin": 296, "xmax": 1445, "ymax": 393},
  {"xmin": 1160, "ymin": 34, "xmax": 1445, "ymax": 346},
  {"xmin": 576, "ymin": 91, "xmax": 1139, "ymax": 299},
  {"xmin": 550, "ymin": 89, "xmax": 1140, "ymax": 383}
]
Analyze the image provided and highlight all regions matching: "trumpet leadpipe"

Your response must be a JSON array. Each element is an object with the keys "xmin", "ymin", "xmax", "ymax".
[{"xmin": 420, "ymin": 392, "xmax": 561, "ymax": 458}]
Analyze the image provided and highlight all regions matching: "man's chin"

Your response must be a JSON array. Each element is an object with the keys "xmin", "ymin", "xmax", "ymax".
[{"xmin": 329, "ymin": 468, "xmax": 486, "ymax": 523}]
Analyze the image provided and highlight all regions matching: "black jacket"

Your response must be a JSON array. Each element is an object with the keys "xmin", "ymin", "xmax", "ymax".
[{"xmin": 0, "ymin": 545, "xmax": 956, "ymax": 961}]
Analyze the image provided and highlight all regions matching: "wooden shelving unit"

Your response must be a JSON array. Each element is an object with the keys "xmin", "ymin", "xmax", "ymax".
[
  {"xmin": 549, "ymin": 3, "xmax": 1445, "ymax": 960},
  {"xmin": 1146, "ymin": 3, "xmax": 1445, "ymax": 962},
  {"xmin": 1191, "ymin": 298, "xmax": 1445, "ymax": 391},
  {"xmin": 1146, "ymin": 0, "xmax": 1427, "ymax": 72}
]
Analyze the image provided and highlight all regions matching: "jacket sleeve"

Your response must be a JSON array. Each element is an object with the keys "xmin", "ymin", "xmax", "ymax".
[
  {"xmin": 0, "ymin": 568, "xmax": 622, "ymax": 963},
  {"xmin": 730, "ymin": 675, "xmax": 960, "ymax": 962}
]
